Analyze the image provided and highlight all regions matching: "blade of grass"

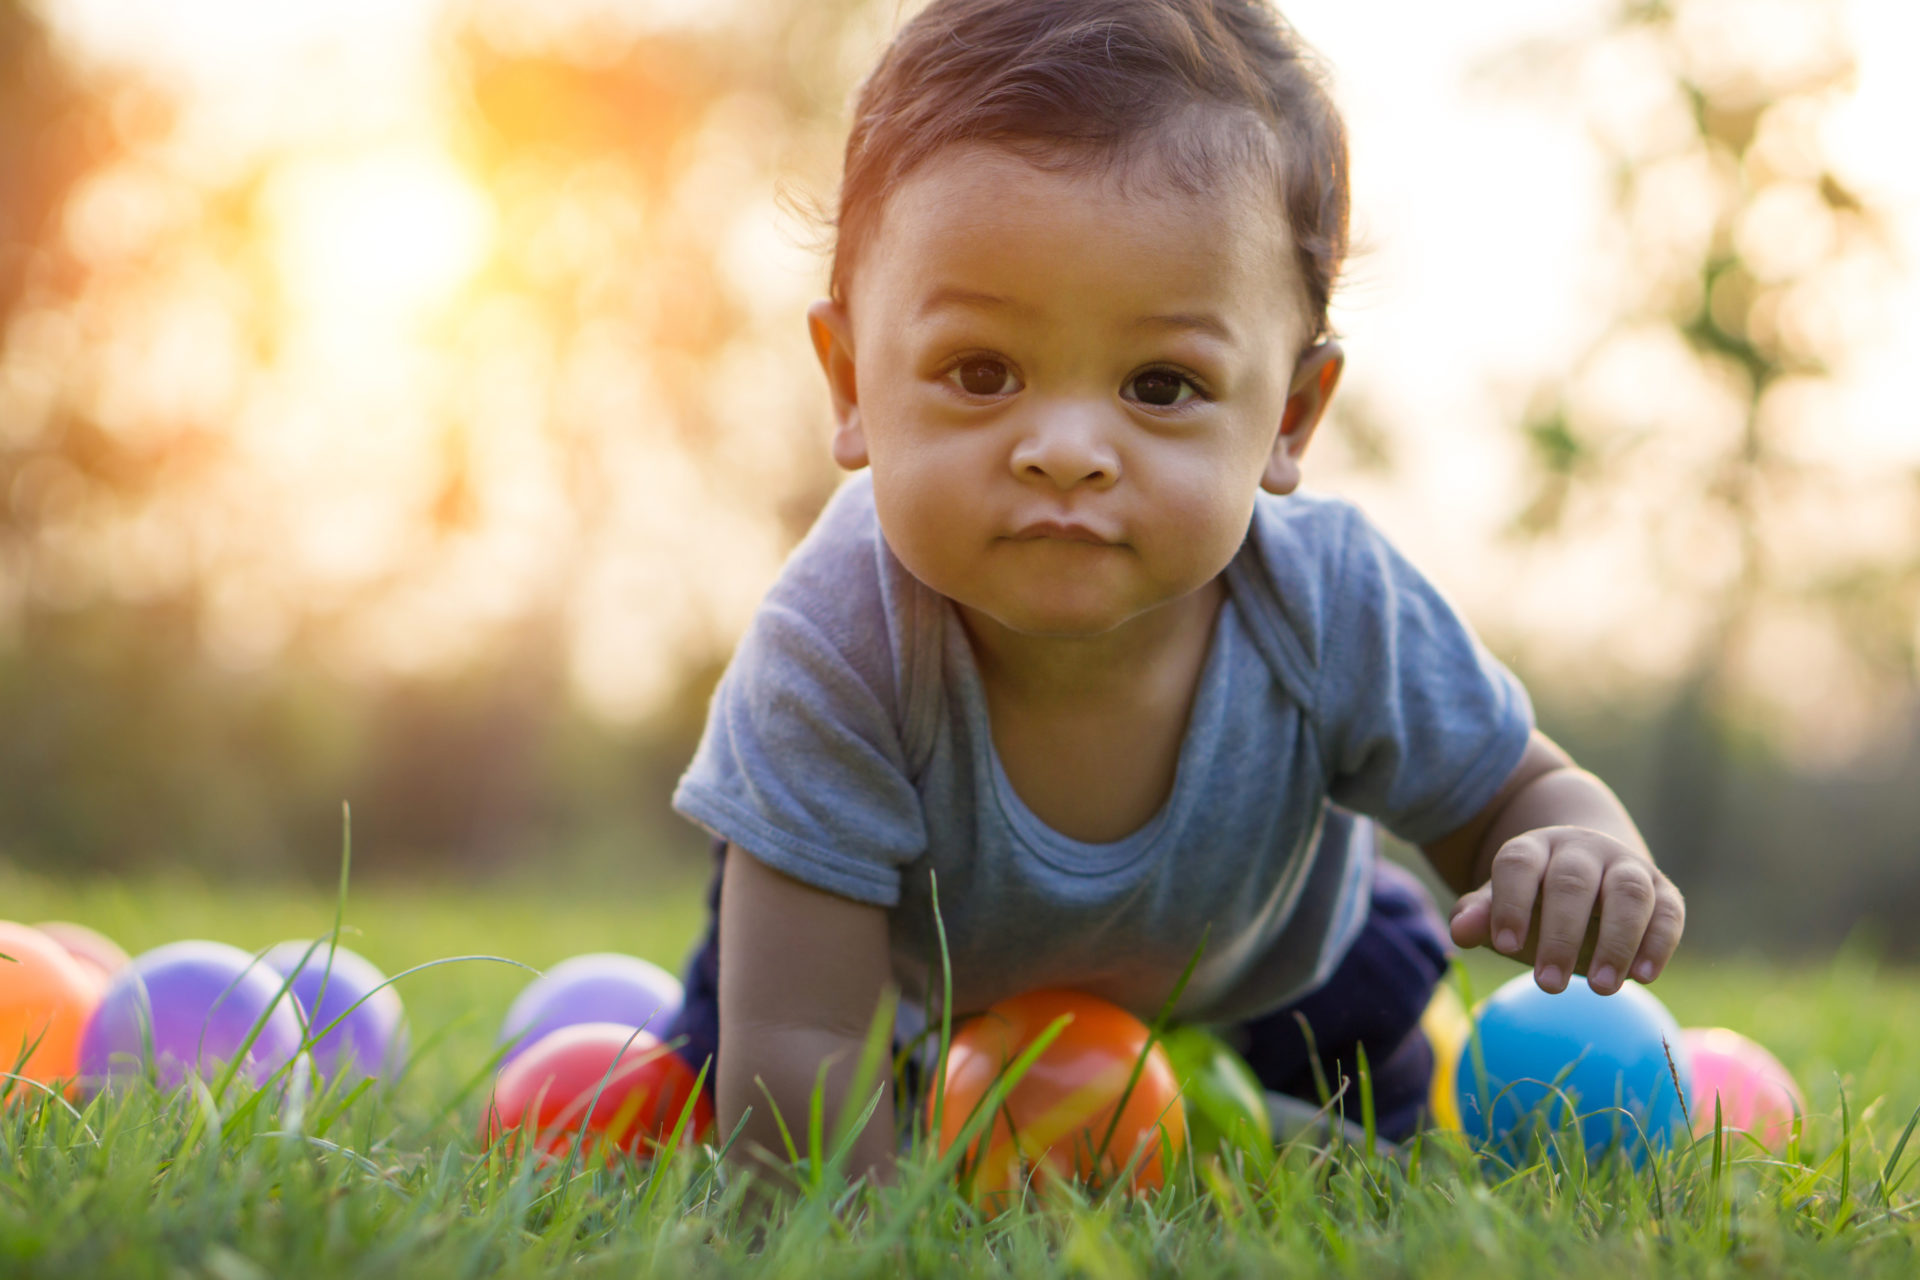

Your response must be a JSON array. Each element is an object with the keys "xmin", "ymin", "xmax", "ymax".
[
  {"xmin": 824, "ymin": 985, "xmax": 900, "ymax": 1182},
  {"xmin": 1357, "ymin": 1043, "xmax": 1376, "ymax": 1156},
  {"xmin": 807, "ymin": 1057, "xmax": 830, "ymax": 1190},
  {"xmin": 927, "ymin": 870, "xmax": 955, "ymax": 1153},
  {"xmin": 877, "ymin": 1012, "xmax": 1073, "ymax": 1245},
  {"xmin": 636, "ymin": 1056, "xmax": 712, "ymax": 1221},
  {"xmin": 1877, "ymin": 1102, "xmax": 1920, "ymax": 1204},
  {"xmin": 1831, "ymin": 1079, "xmax": 1854, "ymax": 1235},
  {"xmin": 1711, "ymin": 1092, "xmax": 1724, "ymax": 1189},
  {"xmin": 209, "ymin": 808, "xmax": 359, "ymax": 1104},
  {"xmin": 1294, "ymin": 1011, "xmax": 1333, "ymax": 1109},
  {"xmin": 689, "ymin": 1099, "xmax": 753, "ymax": 1214},
  {"xmin": 1092, "ymin": 928, "xmax": 1207, "ymax": 1176},
  {"xmin": 1663, "ymin": 1035, "xmax": 1692, "ymax": 1138},
  {"xmin": 1711, "ymin": 1093, "xmax": 1726, "ymax": 1242},
  {"xmin": 554, "ymin": 1023, "xmax": 656, "ymax": 1185},
  {"xmin": 0, "ymin": 1073, "xmax": 98, "ymax": 1144},
  {"xmin": 312, "ymin": 801, "xmax": 354, "ymax": 1069},
  {"xmin": 754, "ymin": 1075, "xmax": 802, "ymax": 1166}
]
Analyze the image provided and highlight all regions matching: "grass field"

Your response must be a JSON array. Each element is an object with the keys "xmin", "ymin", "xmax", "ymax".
[{"xmin": 4, "ymin": 863, "xmax": 1919, "ymax": 1278}]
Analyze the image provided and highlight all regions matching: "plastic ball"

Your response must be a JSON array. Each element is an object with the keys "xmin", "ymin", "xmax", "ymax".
[
  {"xmin": 1158, "ymin": 1025, "xmax": 1271, "ymax": 1159},
  {"xmin": 0, "ymin": 921, "xmax": 101, "ymax": 1101},
  {"xmin": 1683, "ymin": 1027, "xmax": 1805, "ymax": 1150},
  {"xmin": 498, "ymin": 954, "xmax": 682, "ymax": 1067},
  {"xmin": 1456, "ymin": 973, "xmax": 1691, "ymax": 1161},
  {"xmin": 78, "ymin": 940, "xmax": 307, "ymax": 1092},
  {"xmin": 930, "ymin": 989, "xmax": 1186, "ymax": 1203},
  {"xmin": 31, "ymin": 922, "xmax": 130, "ymax": 986},
  {"xmin": 263, "ymin": 941, "xmax": 407, "ymax": 1084},
  {"xmin": 480, "ymin": 1022, "xmax": 713, "ymax": 1164}
]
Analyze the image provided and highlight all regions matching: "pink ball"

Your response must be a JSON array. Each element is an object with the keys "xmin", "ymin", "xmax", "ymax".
[
  {"xmin": 1683, "ymin": 1027, "xmax": 1806, "ymax": 1149},
  {"xmin": 32, "ymin": 922, "xmax": 130, "ymax": 987}
]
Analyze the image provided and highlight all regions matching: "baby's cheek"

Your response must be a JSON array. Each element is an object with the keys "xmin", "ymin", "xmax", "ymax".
[{"xmin": 1152, "ymin": 478, "xmax": 1256, "ymax": 567}]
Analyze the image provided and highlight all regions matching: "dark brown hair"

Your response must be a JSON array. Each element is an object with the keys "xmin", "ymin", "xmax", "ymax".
[{"xmin": 829, "ymin": 0, "xmax": 1350, "ymax": 345}]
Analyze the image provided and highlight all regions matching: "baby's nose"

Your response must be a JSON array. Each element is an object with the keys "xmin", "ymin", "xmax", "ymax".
[{"xmin": 1008, "ymin": 405, "xmax": 1120, "ymax": 490}]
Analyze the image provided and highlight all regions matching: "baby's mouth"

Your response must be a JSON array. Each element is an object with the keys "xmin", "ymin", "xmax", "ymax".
[{"xmin": 1008, "ymin": 519, "xmax": 1116, "ymax": 544}]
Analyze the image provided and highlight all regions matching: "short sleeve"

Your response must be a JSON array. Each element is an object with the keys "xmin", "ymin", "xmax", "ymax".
[
  {"xmin": 671, "ymin": 487, "xmax": 926, "ymax": 906},
  {"xmin": 1313, "ymin": 505, "xmax": 1534, "ymax": 846}
]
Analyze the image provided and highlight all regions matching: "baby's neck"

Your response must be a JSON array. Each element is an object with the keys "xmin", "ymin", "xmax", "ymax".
[
  {"xmin": 959, "ymin": 577, "xmax": 1226, "ymax": 708},
  {"xmin": 961, "ymin": 577, "xmax": 1227, "ymax": 843}
]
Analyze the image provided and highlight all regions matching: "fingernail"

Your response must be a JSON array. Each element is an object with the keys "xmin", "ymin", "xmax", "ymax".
[
  {"xmin": 1634, "ymin": 960, "xmax": 1655, "ymax": 982},
  {"xmin": 1537, "ymin": 965, "xmax": 1563, "ymax": 991},
  {"xmin": 1592, "ymin": 965, "xmax": 1617, "ymax": 992},
  {"xmin": 1496, "ymin": 930, "xmax": 1518, "ymax": 954}
]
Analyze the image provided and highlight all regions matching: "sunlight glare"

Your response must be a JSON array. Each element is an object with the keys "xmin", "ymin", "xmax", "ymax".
[{"xmin": 266, "ymin": 148, "xmax": 495, "ymax": 334}]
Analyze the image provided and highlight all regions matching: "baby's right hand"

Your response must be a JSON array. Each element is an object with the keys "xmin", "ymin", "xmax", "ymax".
[{"xmin": 1448, "ymin": 824, "xmax": 1685, "ymax": 996}]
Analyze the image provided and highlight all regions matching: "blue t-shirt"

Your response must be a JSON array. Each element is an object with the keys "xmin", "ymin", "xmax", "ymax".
[{"xmin": 673, "ymin": 474, "xmax": 1532, "ymax": 1024}]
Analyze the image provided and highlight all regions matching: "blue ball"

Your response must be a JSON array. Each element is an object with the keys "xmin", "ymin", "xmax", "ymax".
[{"xmin": 1455, "ymin": 973, "xmax": 1692, "ymax": 1162}]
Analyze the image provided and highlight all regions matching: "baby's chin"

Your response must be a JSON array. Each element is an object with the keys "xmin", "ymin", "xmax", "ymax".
[{"xmin": 953, "ymin": 589, "xmax": 1185, "ymax": 646}]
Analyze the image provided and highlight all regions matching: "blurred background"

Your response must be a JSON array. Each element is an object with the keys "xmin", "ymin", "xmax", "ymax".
[{"xmin": 0, "ymin": 0, "xmax": 1914, "ymax": 956}]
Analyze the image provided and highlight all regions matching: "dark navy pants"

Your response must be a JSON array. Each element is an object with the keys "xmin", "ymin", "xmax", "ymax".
[{"xmin": 664, "ymin": 845, "xmax": 1451, "ymax": 1142}]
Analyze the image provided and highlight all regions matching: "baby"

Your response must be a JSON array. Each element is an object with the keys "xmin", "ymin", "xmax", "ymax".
[{"xmin": 664, "ymin": 0, "xmax": 1684, "ymax": 1177}]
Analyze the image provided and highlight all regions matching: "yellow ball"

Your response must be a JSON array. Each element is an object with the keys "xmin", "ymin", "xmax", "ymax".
[{"xmin": 1421, "ymin": 982, "xmax": 1471, "ymax": 1133}]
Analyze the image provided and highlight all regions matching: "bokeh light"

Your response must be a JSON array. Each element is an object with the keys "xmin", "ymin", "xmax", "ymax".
[{"xmin": 3, "ymin": 0, "xmax": 1917, "ymax": 758}]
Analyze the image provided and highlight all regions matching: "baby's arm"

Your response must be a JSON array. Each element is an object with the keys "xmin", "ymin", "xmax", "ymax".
[
  {"xmin": 1423, "ymin": 731, "xmax": 1685, "ymax": 996},
  {"xmin": 717, "ymin": 846, "xmax": 898, "ymax": 1189}
]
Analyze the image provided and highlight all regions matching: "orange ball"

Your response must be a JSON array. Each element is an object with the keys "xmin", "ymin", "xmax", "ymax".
[
  {"xmin": 930, "ymin": 989, "xmax": 1186, "ymax": 1204},
  {"xmin": 0, "ymin": 921, "xmax": 101, "ymax": 1101}
]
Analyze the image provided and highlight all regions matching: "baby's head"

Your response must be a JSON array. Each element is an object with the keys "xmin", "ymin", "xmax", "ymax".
[
  {"xmin": 832, "ymin": 0, "xmax": 1348, "ymax": 347},
  {"xmin": 809, "ymin": 0, "xmax": 1353, "ymax": 640}
]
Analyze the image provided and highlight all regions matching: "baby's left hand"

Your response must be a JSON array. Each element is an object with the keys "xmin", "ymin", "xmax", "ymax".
[{"xmin": 1447, "ymin": 826, "xmax": 1685, "ymax": 996}]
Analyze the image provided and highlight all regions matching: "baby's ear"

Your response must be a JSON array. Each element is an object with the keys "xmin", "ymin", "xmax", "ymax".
[
  {"xmin": 1261, "ymin": 341, "xmax": 1344, "ymax": 495},
  {"xmin": 807, "ymin": 299, "xmax": 867, "ymax": 471}
]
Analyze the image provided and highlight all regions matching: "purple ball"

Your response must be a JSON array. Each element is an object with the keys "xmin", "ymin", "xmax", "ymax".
[
  {"xmin": 263, "ymin": 941, "xmax": 408, "ymax": 1083},
  {"xmin": 499, "ymin": 953, "xmax": 682, "ymax": 1066},
  {"xmin": 79, "ymin": 940, "xmax": 306, "ymax": 1092}
]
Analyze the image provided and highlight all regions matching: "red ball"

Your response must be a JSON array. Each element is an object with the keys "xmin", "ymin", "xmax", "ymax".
[{"xmin": 480, "ymin": 1022, "xmax": 713, "ymax": 1164}]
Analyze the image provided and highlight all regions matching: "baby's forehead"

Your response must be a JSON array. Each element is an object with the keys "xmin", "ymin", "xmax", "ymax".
[{"xmin": 861, "ymin": 141, "xmax": 1310, "ymax": 341}]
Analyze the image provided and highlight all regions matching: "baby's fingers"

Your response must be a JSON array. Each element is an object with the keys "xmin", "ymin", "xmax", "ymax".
[
  {"xmin": 1448, "ymin": 884, "xmax": 1494, "ymax": 950},
  {"xmin": 1628, "ymin": 882, "xmax": 1687, "ymax": 984},
  {"xmin": 1584, "ymin": 859, "xmax": 1656, "ymax": 995},
  {"xmin": 1486, "ymin": 834, "xmax": 1549, "ymax": 958},
  {"xmin": 1531, "ymin": 843, "xmax": 1601, "ymax": 994}
]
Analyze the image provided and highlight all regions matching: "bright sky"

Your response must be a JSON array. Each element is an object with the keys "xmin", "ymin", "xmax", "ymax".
[{"xmin": 24, "ymin": 0, "xmax": 1920, "ymax": 748}]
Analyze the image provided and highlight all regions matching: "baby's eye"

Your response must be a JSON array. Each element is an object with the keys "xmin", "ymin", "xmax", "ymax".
[
  {"xmin": 948, "ymin": 357, "xmax": 1020, "ymax": 397},
  {"xmin": 1126, "ymin": 368, "xmax": 1201, "ymax": 408}
]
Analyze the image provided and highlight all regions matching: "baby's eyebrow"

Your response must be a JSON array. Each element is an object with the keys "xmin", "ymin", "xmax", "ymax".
[
  {"xmin": 915, "ymin": 286, "xmax": 1029, "ymax": 320},
  {"xmin": 1133, "ymin": 312, "xmax": 1235, "ymax": 344},
  {"xmin": 915, "ymin": 287, "xmax": 1235, "ymax": 345}
]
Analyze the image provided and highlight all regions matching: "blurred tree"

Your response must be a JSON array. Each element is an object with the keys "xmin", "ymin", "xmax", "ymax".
[
  {"xmin": 0, "ymin": 0, "xmax": 886, "ymax": 880},
  {"xmin": 1496, "ymin": 0, "xmax": 1920, "ymax": 891},
  {"xmin": 0, "ymin": 0, "xmax": 97, "ymax": 320}
]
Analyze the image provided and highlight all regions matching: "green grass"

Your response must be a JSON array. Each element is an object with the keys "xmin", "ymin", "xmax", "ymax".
[{"xmin": 4, "ymin": 864, "xmax": 1919, "ymax": 1278}]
